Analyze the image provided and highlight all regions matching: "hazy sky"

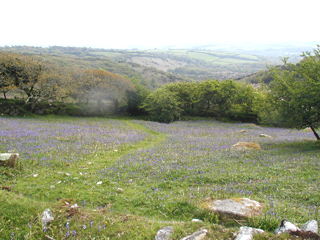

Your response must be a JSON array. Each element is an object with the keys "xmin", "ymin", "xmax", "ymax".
[{"xmin": 1, "ymin": 0, "xmax": 319, "ymax": 49}]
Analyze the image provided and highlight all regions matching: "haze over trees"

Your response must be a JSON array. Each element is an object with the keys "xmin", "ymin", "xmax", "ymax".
[{"xmin": 0, "ymin": 52, "xmax": 135, "ymax": 114}]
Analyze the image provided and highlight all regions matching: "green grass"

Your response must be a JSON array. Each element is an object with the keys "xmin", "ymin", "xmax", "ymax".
[{"xmin": 1, "ymin": 116, "xmax": 319, "ymax": 239}]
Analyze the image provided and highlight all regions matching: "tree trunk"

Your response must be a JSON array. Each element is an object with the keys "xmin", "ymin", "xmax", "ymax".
[
  {"xmin": 3, "ymin": 92, "xmax": 6, "ymax": 99},
  {"xmin": 310, "ymin": 126, "xmax": 320, "ymax": 140}
]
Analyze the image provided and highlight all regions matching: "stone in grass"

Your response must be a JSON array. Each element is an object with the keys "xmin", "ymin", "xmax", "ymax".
[
  {"xmin": 0, "ymin": 153, "xmax": 19, "ymax": 168},
  {"xmin": 274, "ymin": 220, "xmax": 300, "ymax": 234},
  {"xmin": 231, "ymin": 142, "xmax": 261, "ymax": 151},
  {"xmin": 259, "ymin": 134, "xmax": 272, "ymax": 138},
  {"xmin": 42, "ymin": 209, "xmax": 54, "ymax": 226},
  {"xmin": 201, "ymin": 198, "xmax": 262, "ymax": 220},
  {"xmin": 180, "ymin": 229, "xmax": 208, "ymax": 240},
  {"xmin": 116, "ymin": 188, "xmax": 124, "ymax": 193},
  {"xmin": 155, "ymin": 226, "xmax": 173, "ymax": 240},
  {"xmin": 301, "ymin": 220, "xmax": 318, "ymax": 234},
  {"xmin": 235, "ymin": 226, "xmax": 264, "ymax": 240}
]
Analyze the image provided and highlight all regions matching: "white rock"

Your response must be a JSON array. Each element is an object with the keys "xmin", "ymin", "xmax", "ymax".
[
  {"xmin": 155, "ymin": 226, "xmax": 173, "ymax": 240},
  {"xmin": 235, "ymin": 226, "xmax": 264, "ymax": 240},
  {"xmin": 181, "ymin": 229, "xmax": 207, "ymax": 240},
  {"xmin": 191, "ymin": 219, "xmax": 203, "ymax": 223},
  {"xmin": 274, "ymin": 220, "xmax": 300, "ymax": 234},
  {"xmin": 301, "ymin": 220, "xmax": 318, "ymax": 234},
  {"xmin": 33, "ymin": 174, "xmax": 38, "ymax": 177},
  {"xmin": 0, "ymin": 153, "xmax": 19, "ymax": 168},
  {"xmin": 259, "ymin": 134, "xmax": 272, "ymax": 138},
  {"xmin": 42, "ymin": 209, "xmax": 54, "ymax": 226},
  {"xmin": 70, "ymin": 204, "xmax": 80, "ymax": 209},
  {"xmin": 204, "ymin": 198, "xmax": 262, "ymax": 219},
  {"xmin": 97, "ymin": 181, "xmax": 102, "ymax": 185}
]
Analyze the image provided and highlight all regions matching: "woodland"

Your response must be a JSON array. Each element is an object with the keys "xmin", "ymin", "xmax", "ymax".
[{"xmin": 1, "ymin": 45, "xmax": 320, "ymax": 139}]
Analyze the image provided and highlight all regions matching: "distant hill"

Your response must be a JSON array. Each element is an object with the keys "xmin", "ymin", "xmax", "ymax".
[
  {"xmin": 1, "ymin": 43, "xmax": 316, "ymax": 86},
  {"xmin": 0, "ymin": 46, "xmax": 191, "ymax": 89}
]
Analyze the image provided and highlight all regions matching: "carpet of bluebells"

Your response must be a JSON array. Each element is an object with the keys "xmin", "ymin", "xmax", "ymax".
[
  {"xmin": 0, "ymin": 117, "xmax": 150, "ymax": 167},
  {"xmin": 1, "ymin": 116, "xmax": 320, "ymax": 239},
  {"xmin": 97, "ymin": 120, "xmax": 320, "ymax": 225}
]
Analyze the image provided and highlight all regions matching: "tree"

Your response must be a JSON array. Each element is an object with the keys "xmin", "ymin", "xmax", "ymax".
[
  {"xmin": 260, "ymin": 45, "xmax": 320, "ymax": 140},
  {"xmin": 162, "ymin": 81, "xmax": 197, "ymax": 115},
  {"xmin": 0, "ymin": 52, "xmax": 19, "ymax": 99},
  {"xmin": 69, "ymin": 69, "xmax": 135, "ymax": 114},
  {"xmin": 141, "ymin": 88, "xmax": 182, "ymax": 123},
  {"xmin": 126, "ymin": 77, "xmax": 151, "ymax": 115},
  {"xmin": 0, "ymin": 52, "xmax": 70, "ymax": 108},
  {"xmin": 193, "ymin": 80, "xmax": 222, "ymax": 117}
]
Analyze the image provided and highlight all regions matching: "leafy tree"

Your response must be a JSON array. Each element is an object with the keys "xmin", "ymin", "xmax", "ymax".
[
  {"xmin": 126, "ymin": 77, "xmax": 151, "ymax": 115},
  {"xmin": 193, "ymin": 80, "xmax": 224, "ymax": 117},
  {"xmin": 69, "ymin": 69, "xmax": 135, "ymax": 114},
  {"xmin": 226, "ymin": 83, "xmax": 262, "ymax": 121},
  {"xmin": 141, "ymin": 88, "xmax": 182, "ymax": 123},
  {"xmin": 0, "ymin": 52, "xmax": 70, "ymax": 108},
  {"xmin": 162, "ymin": 81, "xmax": 197, "ymax": 115},
  {"xmin": 260, "ymin": 45, "xmax": 320, "ymax": 140}
]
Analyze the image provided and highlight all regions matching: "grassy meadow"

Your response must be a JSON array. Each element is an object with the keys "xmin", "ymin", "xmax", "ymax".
[{"xmin": 1, "ymin": 116, "xmax": 320, "ymax": 239}]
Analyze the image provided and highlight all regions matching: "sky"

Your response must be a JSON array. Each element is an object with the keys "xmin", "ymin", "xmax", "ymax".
[{"xmin": 1, "ymin": 0, "xmax": 319, "ymax": 49}]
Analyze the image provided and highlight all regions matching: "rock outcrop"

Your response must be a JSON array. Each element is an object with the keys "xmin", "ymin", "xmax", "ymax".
[
  {"xmin": 235, "ymin": 219, "xmax": 320, "ymax": 240},
  {"xmin": 234, "ymin": 226, "xmax": 264, "ymax": 240},
  {"xmin": 0, "ymin": 153, "xmax": 19, "ymax": 168},
  {"xmin": 201, "ymin": 198, "xmax": 262, "ymax": 220}
]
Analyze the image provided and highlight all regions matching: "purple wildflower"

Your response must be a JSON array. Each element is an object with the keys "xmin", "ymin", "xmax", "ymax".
[{"xmin": 83, "ymin": 225, "xmax": 86, "ymax": 230}]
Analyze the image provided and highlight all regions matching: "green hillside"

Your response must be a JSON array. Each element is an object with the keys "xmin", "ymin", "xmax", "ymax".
[{"xmin": 0, "ymin": 46, "xmax": 277, "ymax": 82}]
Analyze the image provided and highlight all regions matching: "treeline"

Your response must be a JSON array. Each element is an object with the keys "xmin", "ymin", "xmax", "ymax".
[
  {"xmin": 0, "ymin": 52, "xmax": 135, "ymax": 114},
  {"xmin": 131, "ymin": 80, "xmax": 261, "ymax": 123},
  {"xmin": 0, "ymin": 51, "xmax": 262, "ymax": 122}
]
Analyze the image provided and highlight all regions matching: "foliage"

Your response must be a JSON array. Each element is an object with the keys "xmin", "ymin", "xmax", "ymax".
[
  {"xmin": 162, "ymin": 81, "xmax": 198, "ymax": 115},
  {"xmin": 126, "ymin": 77, "xmax": 151, "ymax": 115},
  {"xmin": 140, "ymin": 88, "xmax": 182, "ymax": 123},
  {"xmin": 260, "ymin": 45, "xmax": 320, "ymax": 139},
  {"xmin": 0, "ymin": 52, "xmax": 137, "ymax": 115}
]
